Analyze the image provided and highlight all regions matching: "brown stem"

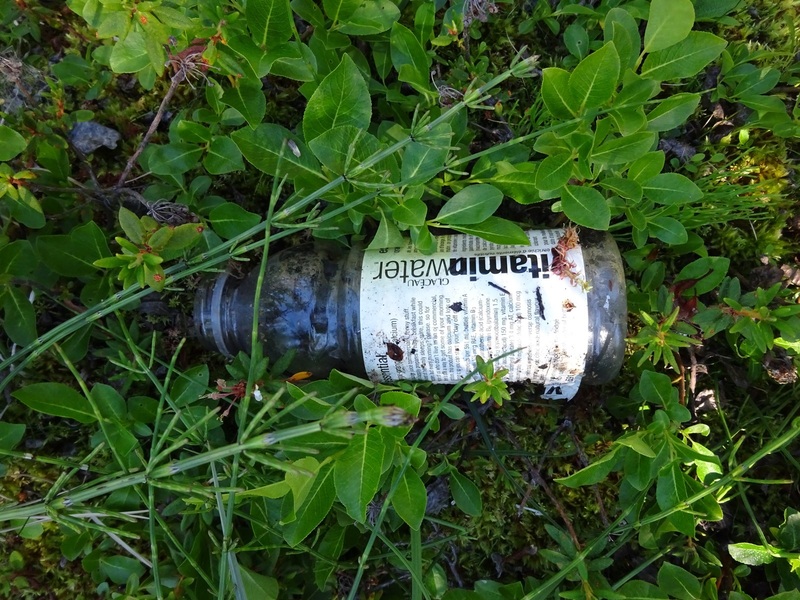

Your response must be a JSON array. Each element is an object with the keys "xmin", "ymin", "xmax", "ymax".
[{"xmin": 116, "ymin": 72, "xmax": 183, "ymax": 188}]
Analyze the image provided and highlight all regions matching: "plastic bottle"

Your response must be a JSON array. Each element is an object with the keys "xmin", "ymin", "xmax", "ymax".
[{"xmin": 194, "ymin": 229, "xmax": 627, "ymax": 399}]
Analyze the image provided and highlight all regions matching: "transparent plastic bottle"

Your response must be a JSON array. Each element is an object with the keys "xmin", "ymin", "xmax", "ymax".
[{"xmin": 194, "ymin": 229, "xmax": 627, "ymax": 399}]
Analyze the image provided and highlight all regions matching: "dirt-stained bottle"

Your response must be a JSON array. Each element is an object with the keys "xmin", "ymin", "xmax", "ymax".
[{"xmin": 194, "ymin": 229, "xmax": 627, "ymax": 399}]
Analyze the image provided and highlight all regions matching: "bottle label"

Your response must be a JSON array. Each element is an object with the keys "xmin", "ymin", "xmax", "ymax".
[{"xmin": 359, "ymin": 229, "xmax": 590, "ymax": 399}]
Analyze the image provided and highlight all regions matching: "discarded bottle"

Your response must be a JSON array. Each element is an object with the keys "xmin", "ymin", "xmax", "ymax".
[{"xmin": 194, "ymin": 229, "xmax": 627, "ymax": 399}]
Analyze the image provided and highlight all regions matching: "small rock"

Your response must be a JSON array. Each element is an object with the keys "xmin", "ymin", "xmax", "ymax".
[{"xmin": 69, "ymin": 121, "xmax": 121, "ymax": 154}]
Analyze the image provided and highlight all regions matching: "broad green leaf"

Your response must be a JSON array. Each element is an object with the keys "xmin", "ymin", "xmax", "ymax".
[
  {"xmin": 390, "ymin": 22, "xmax": 431, "ymax": 90},
  {"xmin": 535, "ymin": 154, "xmax": 573, "ymax": 191},
  {"xmin": 643, "ymin": 173, "xmax": 703, "ymax": 204},
  {"xmin": 232, "ymin": 123, "xmax": 323, "ymax": 182},
  {"xmin": 0, "ymin": 240, "xmax": 36, "ymax": 278},
  {"xmin": 728, "ymin": 542, "xmax": 777, "ymax": 566},
  {"xmin": 449, "ymin": 471, "xmax": 482, "ymax": 517},
  {"xmin": 12, "ymin": 383, "xmax": 96, "ymax": 424},
  {"xmin": 393, "ymin": 197, "xmax": 427, "ymax": 227},
  {"xmin": 639, "ymin": 370, "xmax": 675, "ymax": 406},
  {"xmin": 3, "ymin": 287, "xmax": 37, "ymax": 346},
  {"xmin": 204, "ymin": 136, "xmax": 245, "ymax": 174},
  {"xmin": 284, "ymin": 462, "xmax": 336, "ymax": 546},
  {"xmin": 447, "ymin": 218, "xmax": 530, "ymax": 246},
  {"xmin": 646, "ymin": 93, "xmax": 701, "ymax": 131},
  {"xmin": 367, "ymin": 216, "xmax": 404, "ymax": 249},
  {"xmin": 149, "ymin": 143, "xmax": 203, "ymax": 175},
  {"xmin": 314, "ymin": 526, "xmax": 346, "ymax": 591},
  {"xmin": 492, "ymin": 162, "xmax": 540, "ymax": 204},
  {"xmin": 779, "ymin": 511, "xmax": 800, "ymax": 551},
  {"xmin": 323, "ymin": 0, "xmax": 359, "ymax": 22},
  {"xmin": 171, "ymin": 365, "xmax": 209, "ymax": 407},
  {"xmin": 435, "ymin": 184, "xmax": 503, "ymax": 225},
  {"xmin": 641, "ymin": 32, "xmax": 726, "ymax": 81},
  {"xmin": 569, "ymin": 43, "xmax": 620, "ymax": 114},
  {"xmin": 739, "ymin": 94, "xmax": 787, "ymax": 115},
  {"xmin": 541, "ymin": 68, "xmax": 574, "ymax": 119},
  {"xmin": 210, "ymin": 203, "xmax": 262, "ymax": 240},
  {"xmin": 7, "ymin": 187, "xmax": 45, "ymax": 229},
  {"xmin": 36, "ymin": 221, "xmax": 111, "ymax": 277},
  {"xmin": 99, "ymin": 555, "xmax": 146, "ymax": 585},
  {"xmin": 556, "ymin": 445, "xmax": 620, "ymax": 487},
  {"xmin": 618, "ymin": 581, "xmax": 669, "ymax": 599},
  {"xmin": 0, "ymin": 126, "xmax": 26, "ymax": 161},
  {"xmin": 247, "ymin": 0, "xmax": 292, "ymax": 50},
  {"xmin": 599, "ymin": 176, "xmax": 642, "ymax": 201},
  {"xmin": 265, "ymin": 41, "xmax": 317, "ymax": 81},
  {"xmin": 0, "ymin": 422, "xmax": 25, "ymax": 451},
  {"xmin": 402, "ymin": 140, "xmax": 450, "ymax": 185},
  {"xmin": 564, "ymin": 23, "xmax": 589, "ymax": 59},
  {"xmin": 561, "ymin": 185, "xmax": 610, "ymax": 230},
  {"xmin": 604, "ymin": 8, "xmax": 640, "ymax": 70},
  {"xmin": 239, "ymin": 565, "xmax": 279, "ymax": 600},
  {"xmin": 657, "ymin": 562, "xmax": 702, "ymax": 600},
  {"xmin": 616, "ymin": 432, "xmax": 656, "ymax": 457},
  {"xmin": 91, "ymin": 383, "xmax": 126, "ymax": 420},
  {"xmin": 221, "ymin": 80, "xmax": 266, "ymax": 128},
  {"xmin": 391, "ymin": 468, "xmax": 427, "ymax": 530},
  {"xmin": 591, "ymin": 132, "xmax": 657, "ymax": 167},
  {"xmin": 643, "ymin": 0, "xmax": 694, "ymax": 53},
  {"xmin": 309, "ymin": 126, "xmax": 397, "ymax": 185},
  {"xmin": 337, "ymin": 0, "xmax": 400, "ymax": 35},
  {"xmin": 334, "ymin": 428, "xmax": 385, "ymax": 522},
  {"xmin": 648, "ymin": 216, "xmax": 688, "ymax": 245},
  {"xmin": 675, "ymin": 256, "xmax": 730, "ymax": 295},
  {"xmin": 624, "ymin": 449, "xmax": 654, "ymax": 491},
  {"xmin": 109, "ymin": 31, "xmax": 149, "ymax": 73},
  {"xmin": 303, "ymin": 55, "xmax": 371, "ymax": 143},
  {"xmin": 628, "ymin": 151, "xmax": 665, "ymax": 183},
  {"xmin": 656, "ymin": 461, "xmax": 688, "ymax": 510}
]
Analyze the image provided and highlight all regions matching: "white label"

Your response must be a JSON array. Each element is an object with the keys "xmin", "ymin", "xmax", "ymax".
[{"xmin": 359, "ymin": 230, "xmax": 589, "ymax": 399}]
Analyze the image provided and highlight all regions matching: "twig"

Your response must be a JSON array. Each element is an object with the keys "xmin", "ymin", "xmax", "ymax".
[{"xmin": 117, "ymin": 72, "xmax": 183, "ymax": 188}]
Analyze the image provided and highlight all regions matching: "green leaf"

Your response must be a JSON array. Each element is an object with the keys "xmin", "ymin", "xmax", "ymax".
[
  {"xmin": 569, "ymin": 42, "xmax": 620, "ymax": 114},
  {"xmin": 535, "ymin": 154, "xmax": 573, "ymax": 191},
  {"xmin": 12, "ymin": 383, "xmax": 96, "ymax": 424},
  {"xmin": 639, "ymin": 370, "xmax": 675, "ymax": 406},
  {"xmin": 491, "ymin": 162, "xmax": 540, "ymax": 204},
  {"xmin": 541, "ymin": 68, "xmax": 574, "ymax": 119},
  {"xmin": 779, "ymin": 510, "xmax": 800, "ymax": 551},
  {"xmin": 284, "ymin": 462, "xmax": 336, "ymax": 546},
  {"xmin": 392, "ymin": 468, "xmax": 427, "ymax": 530},
  {"xmin": 564, "ymin": 23, "xmax": 589, "ymax": 59},
  {"xmin": 239, "ymin": 565, "xmax": 279, "ymax": 600},
  {"xmin": 561, "ymin": 185, "xmax": 610, "ymax": 230},
  {"xmin": 556, "ymin": 445, "xmax": 620, "ymax": 487},
  {"xmin": 599, "ymin": 176, "xmax": 642, "ymax": 201},
  {"xmin": 171, "ymin": 365, "xmax": 209, "ymax": 407},
  {"xmin": 204, "ymin": 136, "xmax": 245, "ymax": 174},
  {"xmin": 0, "ymin": 240, "xmax": 36, "ymax": 278},
  {"xmin": 0, "ymin": 125, "xmax": 26, "ymax": 161},
  {"xmin": 604, "ymin": 8, "xmax": 641, "ymax": 70},
  {"xmin": 209, "ymin": 201, "xmax": 259, "ymax": 238},
  {"xmin": 247, "ymin": 0, "xmax": 292, "ymax": 50},
  {"xmin": 643, "ymin": 173, "xmax": 703, "ymax": 204},
  {"xmin": 314, "ymin": 526, "xmax": 346, "ymax": 591},
  {"xmin": 402, "ymin": 140, "xmax": 450, "ymax": 185},
  {"xmin": 303, "ymin": 55, "xmax": 371, "ymax": 143},
  {"xmin": 656, "ymin": 461, "xmax": 688, "ymax": 511},
  {"xmin": 435, "ymin": 184, "xmax": 503, "ymax": 225},
  {"xmin": 0, "ymin": 422, "xmax": 25, "ymax": 451},
  {"xmin": 591, "ymin": 132, "xmax": 657, "ymax": 167},
  {"xmin": 369, "ymin": 217, "xmax": 405, "ymax": 249},
  {"xmin": 323, "ymin": 0, "xmax": 359, "ymax": 22},
  {"xmin": 265, "ymin": 41, "xmax": 317, "ymax": 81},
  {"xmin": 675, "ymin": 256, "xmax": 730, "ymax": 295},
  {"xmin": 3, "ymin": 286, "xmax": 37, "ymax": 346},
  {"xmin": 643, "ymin": 0, "xmax": 695, "ymax": 53},
  {"xmin": 617, "ymin": 580, "xmax": 669, "ymax": 599},
  {"xmin": 624, "ymin": 449, "xmax": 654, "ymax": 491},
  {"xmin": 646, "ymin": 93, "xmax": 701, "ymax": 131},
  {"xmin": 390, "ymin": 22, "xmax": 431, "ymax": 91},
  {"xmin": 337, "ymin": 0, "xmax": 400, "ymax": 35},
  {"xmin": 616, "ymin": 432, "xmax": 656, "ymax": 457},
  {"xmin": 37, "ymin": 221, "xmax": 112, "ymax": 277},
  {"xmin": 334, "ymin": 428, "xmax": 385, "ymax": 522},
  {"xmin": 448, "ymin": 218, "xmax": 531, "ymax": 246},
  {"xmin": 393, "ymin": 197, "xmax": 427, "ymax": 227},
  {"xmin": 232, "ymin": 123, "xmax": 323, "ymax": 182},
  {"xmin": 99, "ymin": 555, "xmax": 147, "ymax": 585},
  {"xmin": 629, "ymin": 151, "xmax": 665, "ymax": 183},
  {"xmin": 449, "ymin": 471, "xmax": 482, "ymax": 517},
  {"xmin": 648, "ymin": 216, "xmax": 688, "ymax": 245},
  {"xmin": 7, "ymin": 187, "xmax": 45, "ymax": 229},
  {"xmin": 109, "ymin": 31, "xmax": 149, "ymax": 73},
  {"xmin": 728, "ymin": 542, "xmax": 777, "ymax": 566},
  {"xmin": 641, "ymin": 32, "xmax": 727, "ymax": 81},
  {"xmin": 309, "ymin": 126, "xmax": 397, "ymax": 185},
  {"xmin": 149, "ymin": 143, "xmax": 203, "ymax": 175},
  {"xmin": 656, "ymin": 562, "xmax": 702, "ymax": 600},
  {"xmin": 221, "ymin": 80, "xmax": 266, "ymax": 128}
]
